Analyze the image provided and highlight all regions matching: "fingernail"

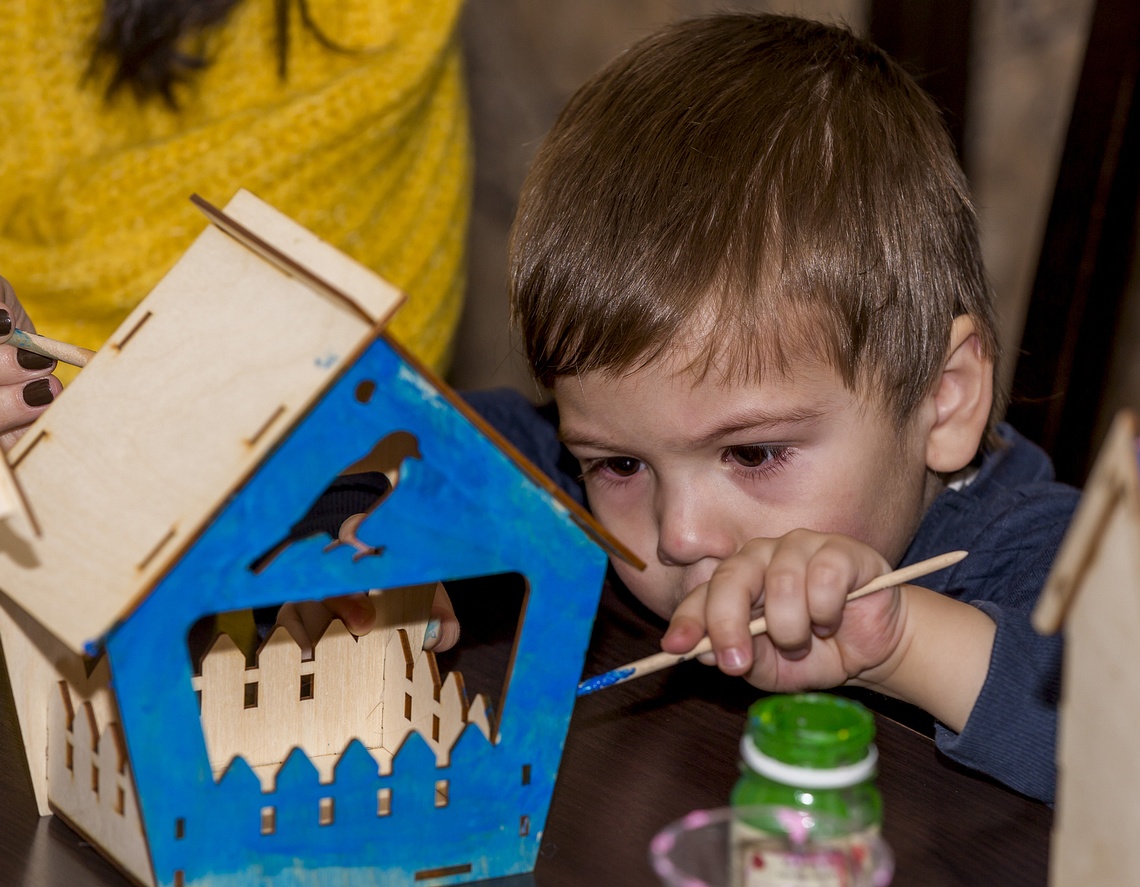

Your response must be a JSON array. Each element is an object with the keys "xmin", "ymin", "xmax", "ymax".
[
  {"xmin": 17, "ymin": 349, "xmax": 54, "ymax": 370},
  {"xmin": 0, "ymin": 309, "xmax": 10, "ymax": 337},
  {"xmin": 719, "ymin": 647, "xmax": 747, "ymax": 671},
  {"xmin": 23, "ymin": 378, "xmax": 53, "ymax": 407},
  {"xmin": 423, "ymin": 618, "xmax": 441, "ymax": 650}
]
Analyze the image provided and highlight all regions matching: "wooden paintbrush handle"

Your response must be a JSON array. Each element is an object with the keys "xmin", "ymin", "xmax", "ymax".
[{"xmin": 8, "ymin": 329, "xmax": 95, "ymax": 369}]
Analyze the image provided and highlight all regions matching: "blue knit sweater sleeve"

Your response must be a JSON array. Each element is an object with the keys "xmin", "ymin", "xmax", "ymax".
[{"xmin": 901, "ymin": 424, "xmax": 1079, "ymax": 803}]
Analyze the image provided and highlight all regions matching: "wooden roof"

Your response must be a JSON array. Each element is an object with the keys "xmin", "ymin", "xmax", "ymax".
[{"xmin": 0, "ymin": 190, "xmax": 403, "ymax": 654}]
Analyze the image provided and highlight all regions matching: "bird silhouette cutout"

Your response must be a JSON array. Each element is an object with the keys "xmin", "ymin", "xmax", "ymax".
[{"xmin": 250, "ymin": 430, "xmax": 422, "ymax": 573}]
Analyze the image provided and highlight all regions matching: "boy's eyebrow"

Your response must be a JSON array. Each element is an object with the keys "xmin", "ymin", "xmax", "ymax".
[
  {"xmin": 559, "ymin": 405, "xmax": 828, "ymax": 450},
  {"xmin": 687, "ymin": 405, "xmax": 828, "ymax": 448},
  {"xmin": 558, "ymin": 428, "xmax": 616, "ymax": 450}
]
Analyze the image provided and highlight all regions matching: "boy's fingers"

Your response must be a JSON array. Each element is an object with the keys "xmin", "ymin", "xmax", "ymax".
[
  {"xmin": 276, "ymin": 602, "xmax": 319, "ymax": 659},
  {"xmin": 661, "ymin": 583, "xmax": 711, "ymax": 655},
  {"xmin": 757, "ymin": 548, "xmax": 814, "ymax": 654},
  {"xmin": 804, "ymin": 542, "xmax": 886, "ymax": 637},
  {"xmin": 423, "ymin": 581, "xmax": 460, "ymax": 652},
  {"xmin": 760, "ymin": 533, "xmax": 886, "ymax": 651},
  {"xmin": 422, "ymin": 611, "xmax": 460, "ymax": 652},
  {"xmin": 277, "ymin": 594, "xmax": 375, "ymax": 659},
  {"xmin": 703, "ymin": 555, "xmax": 765, "ymax": 674},
  {"xmin": 324, "ymin": 592, "xmax": 377, "ymax": 637},
  {"xmin": 759, "ymin": 531, "xmax": 854, "ymax": 649},
  {"xmin": 803, "ymin": 554, "xmax": 850, "ymax": 638}
]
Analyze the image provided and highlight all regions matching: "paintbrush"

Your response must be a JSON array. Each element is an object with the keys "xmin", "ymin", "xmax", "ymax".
[
  {"xmin": 577, "ymin": 549, "xmax": 969, "ymax": 696},
  {"xmin": 7, "ymin": 328, "xmax": 96, "ymax": 369}
]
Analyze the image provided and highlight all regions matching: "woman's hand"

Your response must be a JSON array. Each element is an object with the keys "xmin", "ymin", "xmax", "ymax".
[{"xmin": 0, "ymin": 275, "xmax": 61, "ymax": 451}]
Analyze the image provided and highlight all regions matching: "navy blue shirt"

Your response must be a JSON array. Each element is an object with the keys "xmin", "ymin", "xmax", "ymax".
[{"xmin": 900, "ymin": 424, "xmax": 1077, "ymax": 803}]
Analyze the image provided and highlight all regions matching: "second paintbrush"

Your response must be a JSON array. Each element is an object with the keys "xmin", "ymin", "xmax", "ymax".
[
  {"xmin": 577, "ymin": 549, "xmax": 969, "ymax": 696},
  {"xmin": 7, "ymin": 328, "xmax": 96, "ymax": 369}
]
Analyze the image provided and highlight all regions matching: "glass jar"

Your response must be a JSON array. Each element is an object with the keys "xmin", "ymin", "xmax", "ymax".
[{"xmin": 730, "ymin": 693, "xmax": 884, "ymax": 886}]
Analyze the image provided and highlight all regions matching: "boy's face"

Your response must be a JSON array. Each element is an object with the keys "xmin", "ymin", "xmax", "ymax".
[{"xmin": 554, "ymin": 352, "xmax": 938, "ymax": 620}]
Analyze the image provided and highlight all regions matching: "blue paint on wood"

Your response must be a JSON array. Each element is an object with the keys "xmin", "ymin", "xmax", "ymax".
[{"xmin": 103, "ymin": 335, "xmax": 611, "ymax": 886}]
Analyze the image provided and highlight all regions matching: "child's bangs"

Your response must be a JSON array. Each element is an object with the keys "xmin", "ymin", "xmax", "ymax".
[{"xmin": 673, "ymin": 285, "xmax": 851, "ymax": 392}]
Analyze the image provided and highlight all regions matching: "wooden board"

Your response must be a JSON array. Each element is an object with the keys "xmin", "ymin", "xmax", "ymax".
[
  {"xmin": 47, "ymin": 670, "xmax": 153, "ymax": 886},
  {"xmin": 1034, "ymin": 409, "xmax": 1140, "ymax": 633},
  {"xmin": 1030, "ymin": 409, "xmax": 1140, "ymax": 886},
  {"xmin": 1049, "ymin": 495, "xmax": 1140, "ymax": 887},
  {"xmin": 190, "ymin": 583, "xmax": 488, "ymax": 788},
  {"xmin": 0, "ymin": 190, "xmax": 403, "ymax": 656},
  {"xmin": 0, "ymin": 594, "xmax": 118, "ymax": 816}
]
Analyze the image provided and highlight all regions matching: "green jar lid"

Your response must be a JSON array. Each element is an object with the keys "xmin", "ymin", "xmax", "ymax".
[{"xmin": 747, "ymin": 693, "xmax": 875, "ymax": 769}]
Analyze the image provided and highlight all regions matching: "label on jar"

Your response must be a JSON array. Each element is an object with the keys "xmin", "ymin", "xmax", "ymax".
[{"xmin": 729, "ymin": 818, "xmax": 879, "ymax": 887}]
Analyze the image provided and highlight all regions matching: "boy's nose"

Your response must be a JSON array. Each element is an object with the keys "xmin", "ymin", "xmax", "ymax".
[{"xmin": 654, "ymin": 485, "xmax": 737, "ymax": 567}]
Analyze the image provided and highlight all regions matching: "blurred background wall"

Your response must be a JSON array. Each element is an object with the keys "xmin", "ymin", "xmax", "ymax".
[{"xmin": 448, "ymin": 0, "xmax": 1097, "ymax": 415}]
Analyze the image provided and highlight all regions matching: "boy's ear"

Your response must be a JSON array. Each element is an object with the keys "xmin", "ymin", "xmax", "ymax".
[{"xmin": 924, "ymin": 315, "xmax": 994, "ymax": 474}]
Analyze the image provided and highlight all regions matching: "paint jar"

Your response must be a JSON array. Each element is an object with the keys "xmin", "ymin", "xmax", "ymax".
[{"xmin": 728, "ymin": 693, "xmax": 889, "ymax": 886}]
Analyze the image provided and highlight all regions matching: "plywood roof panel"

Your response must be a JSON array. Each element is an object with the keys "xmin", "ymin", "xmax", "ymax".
[{"xmin": 0, "ymin": 191, "xmax": 403, "ymax": 654}]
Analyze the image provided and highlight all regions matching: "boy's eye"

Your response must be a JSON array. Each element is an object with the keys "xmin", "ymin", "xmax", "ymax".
[
  {"xmin": 602, "ymin": 456, "xmax": 641, "ymax": 477},
  {"xmin": 580, "ymin": 455, "xmax": 642, "ymax": 480},
  {"xmin": 726, "ymin": 444, "xmax": 787, "ymax": 468}
]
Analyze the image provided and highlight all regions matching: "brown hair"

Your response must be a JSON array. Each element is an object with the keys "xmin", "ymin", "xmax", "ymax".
[{"xmin": 509, "ymin": 13, "xmax": 1002, "ymax": 433}]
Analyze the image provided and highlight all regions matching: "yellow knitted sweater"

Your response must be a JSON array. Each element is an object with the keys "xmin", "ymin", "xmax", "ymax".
[{"xmin": 0, "ymin": 0, "xmax": 471, "ymax": 376}]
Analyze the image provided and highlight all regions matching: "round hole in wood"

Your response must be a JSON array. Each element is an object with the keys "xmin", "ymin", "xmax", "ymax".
[{"xmin": 355, "ymin": 380, "xmax": 377, "ymax": 403}]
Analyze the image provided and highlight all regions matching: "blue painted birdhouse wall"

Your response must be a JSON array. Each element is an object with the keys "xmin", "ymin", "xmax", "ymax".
[{"xmin": 103, "ymin": 334, "xmax": 613, "ymax": 886}]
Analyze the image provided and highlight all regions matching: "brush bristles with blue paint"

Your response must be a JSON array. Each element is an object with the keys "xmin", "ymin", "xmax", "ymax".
[{"xmin": 577, "ymin": 549, "xmax": 968, "ymax": 697}]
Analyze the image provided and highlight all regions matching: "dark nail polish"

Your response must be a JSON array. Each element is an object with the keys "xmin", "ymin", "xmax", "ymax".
[
  {"xmin": 22, "ymin": 378, "xmax": 54, "ymax": 407},
  {"xmin": 0, "ymin": 308, "xmax": 10, "ymax": 337},
  {"xmin": 17, "ymin": 349, "xmax": 54, "ymax": 370}
]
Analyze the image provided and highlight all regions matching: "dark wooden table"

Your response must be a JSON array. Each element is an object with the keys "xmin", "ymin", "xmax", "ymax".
[{"xmin": 0, "ymin": 579, "xmax": 1053, "ymax": 886}]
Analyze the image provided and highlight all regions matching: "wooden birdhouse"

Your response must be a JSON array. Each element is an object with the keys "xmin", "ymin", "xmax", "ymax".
[
  {"xmin": 1033, "ymin": 408, "xmax": 1140, "ymax": 887},
  {"xmin": 0, "ymin": 191, "xmax": 638, "ymax": 886}
]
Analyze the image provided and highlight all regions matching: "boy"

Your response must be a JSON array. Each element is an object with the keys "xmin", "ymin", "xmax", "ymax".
[{"xmin": 470, "ymin": 12, "xmax": 1078, "ymax": 804}]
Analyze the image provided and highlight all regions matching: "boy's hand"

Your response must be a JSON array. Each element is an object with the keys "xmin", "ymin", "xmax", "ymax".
[
  {"xmin": 276, "ymin": 505, "xmax": 461, "ymax": 658},
  {"xmin": 277, "ymin": 580, "xmax": 459, "ymax": 659},
  {"xmin": 661, "ymin": 530, "xmax": 902, "ymax": 692}
]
